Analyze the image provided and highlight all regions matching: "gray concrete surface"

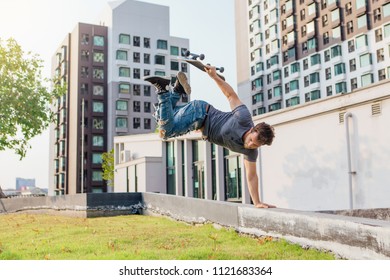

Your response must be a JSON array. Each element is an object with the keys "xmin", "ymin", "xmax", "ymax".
[{"xmin": 1, "ymin": 192, "xmax": 390, "ymax": 259}]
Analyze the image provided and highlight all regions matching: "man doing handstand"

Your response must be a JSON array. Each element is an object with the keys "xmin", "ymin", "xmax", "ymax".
[{"xmin": 145, "ymin": 66, "xmax": 275, "ymax": 208}]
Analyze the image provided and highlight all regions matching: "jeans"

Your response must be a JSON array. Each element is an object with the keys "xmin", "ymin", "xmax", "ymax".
[{"xmin": 155, "ymin": 91, "xmax": 208, "ymax": 139}]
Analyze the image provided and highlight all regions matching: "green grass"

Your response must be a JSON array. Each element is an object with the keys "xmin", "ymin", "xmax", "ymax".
[{"xmin": 0, "ymin": 213, "xmax": 335, "ymax": 260}]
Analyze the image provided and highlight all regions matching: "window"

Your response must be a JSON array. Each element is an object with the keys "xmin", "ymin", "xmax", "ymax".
[
  {"xmin": 385, "ymin": 24, "xmax": 390, "ymax": 38},
  {"xmin": 356, "ymin": 0, "xmax": 365, "ymax": 10},
  {"xmin": 326, "ymin": 68, "xmax": 332, "ymax": 80},
  {"xmin": 119, "ymin": 34, "xmax": 130, "ymax": 44},
  {"xmin": 324, "ymin": 50, "xmax": 331, "ymax": 62},
  {"xmin": 308, "ymin": 37, "xmax": 317, "ymax": 50},
  {"xmin": 332, "ymin": 26, "xmax": 341, "ymax": 38},
  {"xmin": 171, "ymin": 61, "xmax": 179, "ymax": 71},
  {"xmin": 311, "ymin": 54, "xmax": 321, "ymax": 65},
  {"xmin": 290, "ymin": 80, "xmax": 299, "ymax": 91},
  {"xmin": 155, "ymin": 55, "xmax": 165, "ymax": 65},
  {"xmin": 357, "ymin": 14, "xmax": 367, "ymax": 29},
  {"xmin": 133, "ymin": 52, "xmax": 140, "ymax": 63},
  {"xmin": 116, "ymin": 117, "xmax": 128, "ymax": 128},
  {"xmin": 81, "ymin": 34, "xmax": 89, "ymax": 45},
  {"xmin": 310, "ymin": 72, "xmax": 320, "ymax": 84},
  {"xmin": 133, "ymin": 36, "xmax": 140, "ymax": 47},
  {"xmin": 378, "ymin": 69, "xmax": 386, "ymax": 81},
  {"xmin": 349, "ymin": 58, "xmax": 356, "ymax": 71},
  {"xmin": 303, "ymin": 59, "xmax": 309, "ymax": 70},
  {"xmin": 360, "ymin": 53, "xmax": 372, "ymax": 67},
  {"xmin": 335, "ymin": 82, "xmax": 347, "ymax": 94},
  {"xmin": 119, "ymin": 67, "xmax": 130, "ymax": 77},
  {"xmin": 133, "ymin": 84, "xmax": 141, "ymax": 96},
  {"xmin": 93, "ymin": 85, "xmax": 104, "ymax": 96},
  {"xmin": 133, "ymin": 118, "xmax": 141, "ymax": 129},
  {"xmin": 92, "ymin": 153, "xmax": 102, "ymax": 165},
  {"xmin": 347, "ymin": 21, "xmax": 354, "ymax": 34},
  {"xmin": 384, "ymin": 2, "xmax": 390, "ymax": 18},
  {"xmin": 345, "ymin": 2, "xmax": 352, "ymax": 15},
  {"xmin": 375, "ymin": 28, "xmax": 383, "ymax": 42},
  {"xmin": 331, "ymin": 45, "xmax": 342, "ymax": 57},
  {"xmin": 308, "ymin": 2, "xmax": 316, "ymax": 16},
  {"xmin": 361, "ymin": 73, "xmax": 373, "ymax": 87},
  {"xmin": 92, "ymin": 136, "xmax": 103, "ymax": 147},
  {"xmin": 93, "ymin": 68, "xmax": 104, "ymax": 79},
  {"xmin": 93, "ymin": 101, "xmax": 104, "ymax": 113},
  {"xmin": 170, "ymin": 46, "xmax": 179, "ymax": 56},
  {"xmin": 157, "ymin": 39, "xmax": 168, "ymax": 49},
  {"xmin": 144, "ymin": 85, "xmax": 151, "ymax": 96},
  {"xmin": 81, "ymin": 67, "xmax": 89, "ymax": 78},
  {"xmin": 374, "ymin": 8, "xmax": 382, "ymax": 22},
  {"xmin": 322, "ymin": 14, "xmax": 328, "ymax": 27},
  {"xmin": 286, "ymin": 96, "xmax": 300, "ymax": 107},
  {"xmin": 356, "ymin": 35, "xmax": 368, "ymax": 49},
  {"xmin": 326, "ymin": 85, "xmax": 333, "ymax": 96},
  {"xmin": 291, "ymin": 62, "xmax": 300, "ymax": 73},
  {"xmin": 144, "ymin": 102, "xmax": 151, "ymax": 113},
  {"xmin": 119, "ymin": 83, "xmax": 130, "ymax": 94},
  {"xmin": 116, "ymin": 100, "xmax": 128, "ymax": 111},
  {"xmin": 92, "ymin": 171, "xmax": 103, "ymax": 182},
  {"xmin": 144, "ymin": 53, "xmax": 150, "ymax": 64},
  {"xmin": 323, "ymin": 32, "xmax": 329, "ymax": 45},
  {"xmin": 273, "ymin": 70, "xmax": 281, "ymax": 81},
  {"xmin": 144, "ymin": 118, "xmax": 151, "ymax": 130},
  {"xmin": 81, "ymin": 84, "xmax": 88, "ymax": 95},
  {"xmin": 81, "ymin": 50, "xmax": 89, "ymax": 61},
  {"xmin": 133, "ymin": 101, "xmax": 141, "ymax": 112},
  {"xmin": 377, "ymin": 48, "xmax": 384, "ymax": 62},
  {"xmin": 310, "ymin": 90, "xmax": 321, "ymax": 101},
  {"xmin": 300, "ymin": 9, "xmax": 306, "ymax": 20},
  {"xmin": 331, "ymin": 9, "xmax": 339, "ymax": 22},
  {"xmin": 351, "ymin": 78, "xmax": 358, "ymax": 90},
  {"xmin": 133, "ymin": 68, "xmax": 140, "ymax": 79},
  {"xmin": 93, "ymin": 118, "xmax": 104, "ymax": 130},
  {"xmin": 93, "ymin": 36, "xmax": 104, "ymax": 47},
  {"xmin": 144, "ymin": 38, "xmax": 150, "ymax": 48},
  {"xmin": 334, "ymin": 63, "xmax": 346, "ymax": 75},
  {"xmin": 348, "ymin": 40, "xmax": 355, "ymax": 52}
]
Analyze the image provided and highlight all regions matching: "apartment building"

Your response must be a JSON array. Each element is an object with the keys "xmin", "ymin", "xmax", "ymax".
[
  {"xmin": 49, "ymin": 0, "xmax": 189, "ymax": 195},
  {"xmin": 237, "ymin": 0, "xmax": 390, "ymax": 116}
]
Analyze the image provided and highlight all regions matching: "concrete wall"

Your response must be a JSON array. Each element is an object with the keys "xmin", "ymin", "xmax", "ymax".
[{"xmin": 1, "ymin": 192, "xmax": 390, "ymax": 259}]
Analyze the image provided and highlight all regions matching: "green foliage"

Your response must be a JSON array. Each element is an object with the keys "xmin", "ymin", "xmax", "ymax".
[
  {"xmin": 102, "ymin": 149, "xmax": 115, "ymax": 188},
  {"xmin": 0, "ymin": 38, "xmax": 64, "ymax": 158},
  {"xmin": 0, "ymin": 214, "xmax": 336, "ymax": 260}
]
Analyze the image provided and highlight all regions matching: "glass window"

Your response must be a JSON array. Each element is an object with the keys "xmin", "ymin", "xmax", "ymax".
[
  {"xmin": 133, "ymin": 36, "xmax": 140, "ymax": 47},
  {"xmin": 92, "ymin": 171, "xmax": 103, "ymax": 181},
  {"xmin": 93, "ymin": 51, "xmax": 104, "ymax": 63},
  {"xmin": 92, "ymin": 136, "xmax": 104, "ymax": 147},
  {"xmin": 273, "ymin": 70, "xmax": 281, "ymax": 81},
  {"xmin": 119, "ymin": 83, "xmax": 130, "ymax": 94},
  {"xmin": 274, "ymin": 86, "xmax": 282, "ymax": 97},
  {"xmin": 291, "ymin": 62, "xmax": 300, "ymax": 73},
  {"xmin": 92, "ymin": 153, "xmax": 102, "ymax": 164},
  {"xmin": 93, "ymin": 101, "xmax": 104, "ymax": 113},
  {"xmin": 119, "ymin": 34, "xmax": 130, "ymax": 44},
  {"xmin": 334, "ymin": 63, "xmax": 346, "ymax": 75},
  {"xmin": 144, "ymin": 37, "xmax": 150, "ymax": 48},
  {"xmin": 116, "ymin": 100, "xmax": 128, "ymax": 111},
  {"xmin": 157, "ymin": 39, "xmax": 168, "ymax": 49},
  {"xmin": 332, "ymin": 26, "xmax": 341, "ymax": 38},
  {"xmin": 170, "ymin": 46, "xmax": 179, "ymax": 56},
  {"xmin": 308, "ymin": 2, "xmax": 316, "ymax": 15},
  {"xmin": 331, "ymin": 9, "xmax": 339, "ymax": 22},
  {"xmin": 93, "ymin": 118, "xmax": 104, "ymax": 130},
  {"xmin": 357, "ymin": 14, "xmax": 367, "ymax": 29},
  {"xmin": 93, "ymin": 68, "xmax": 104, "ymax": 80},
  {"xmin": 93, "ymin": 36, "xmax": 104, "ymax": 47},
  {"xmin": 360, "ymin": 53, "xmax": 372, "ymax": 67},
  {"xmin": 356, "ymin": 0, "xmax": 365, "ymax": 10},
  {"xmin": 155, "ymin": 55, "xmax": 165, "ymax": 65},
  {"xmin": 384, "ymin": 3, "xmax": 390, "ymax": 18},
  {"xmin": 384, "ymin": 24, "xmax": 390, "ymax": 38},
  {"xmin": 311, "ymin": 54, "xmax": 321, "ymax": 65},
  {"xmin": 356, "ymin": 35, "xmax": 368, "ymax": 49},
  {"xmin": 116, "ymin": 50, "xmax": 128, "ymax": 60},
  {"xmin": 290, "ymin": 80, "xmax": 299, "ymax": 90},
  {"xmin": 116, "ymin": 117, "xmax": 128, "ymax": 128},
  {"xmin": 119, "ymin": 67, "xmax": 130, "ymax": 77},
  {"xmin": 361, "ymin": 73, "xmax": 373, "ymax": 87},
  {"xmin": 335, "ymin": 82, "xmax": 347, "ymax": 94},
  {"xmin": 331, "ymin": 45, "xmax": 342, "ymax": 57}
]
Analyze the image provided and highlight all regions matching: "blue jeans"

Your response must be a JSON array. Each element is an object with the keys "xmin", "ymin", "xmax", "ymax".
[{"xmin": 155, "ymin": 91, "xmax": 208, "ymax": 139}]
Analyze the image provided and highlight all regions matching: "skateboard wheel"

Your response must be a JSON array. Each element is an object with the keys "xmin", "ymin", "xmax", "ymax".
[
  {"xmin": 219, "ymin": 67, "xmax": 225, "ymax": 73},
  {"xmin": 184, "ymin": 50, "xmax": 190, "ymax": 57},
  {"xmin": 199, "ymin": 54, "xmax": 205, "ymax": 60}
]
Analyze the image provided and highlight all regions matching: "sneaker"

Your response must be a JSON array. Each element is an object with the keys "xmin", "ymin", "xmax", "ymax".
[
  {"xmin": 173, "ymin": 72, "xmax": 191, "ymax": 95},
  {"xmin": 144, "ymin": 76, "xmax": 170, "ymax": 94}
]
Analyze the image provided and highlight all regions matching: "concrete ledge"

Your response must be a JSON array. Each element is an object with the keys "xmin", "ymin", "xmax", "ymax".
[{"xmin": 1, "ymin": 192, "xmax": 390, "ymax": 259}]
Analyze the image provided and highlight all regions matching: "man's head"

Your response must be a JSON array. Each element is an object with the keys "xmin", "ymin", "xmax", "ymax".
[{"xmin": 243, "ymin": 122, "xmax": 275, "ymax": 149}]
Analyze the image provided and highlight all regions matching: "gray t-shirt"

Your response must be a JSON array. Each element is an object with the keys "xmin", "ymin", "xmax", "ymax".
[{"xmin": 202, "ymin": 104, "xmax": 258, "ymax": 162}]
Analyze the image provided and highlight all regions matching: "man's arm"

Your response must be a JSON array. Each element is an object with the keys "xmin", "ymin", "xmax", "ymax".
[
  {"xmin": 244, "ymin": 159, "xmax": 276, "ymax": 208},
  {"xmin": 204, "ymin": 65, "xmax": 242, "ymax": 110}
]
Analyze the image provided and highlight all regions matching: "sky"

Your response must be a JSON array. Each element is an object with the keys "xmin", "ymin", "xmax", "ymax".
[{"xmin": 0, "ymin": 0, "xmax": 237, "ymax": 189}]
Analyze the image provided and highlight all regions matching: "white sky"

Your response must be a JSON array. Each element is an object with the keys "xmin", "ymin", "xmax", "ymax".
[{"xmin": 0, "ymin": 0, "xmax": 237, "ymax": 189}]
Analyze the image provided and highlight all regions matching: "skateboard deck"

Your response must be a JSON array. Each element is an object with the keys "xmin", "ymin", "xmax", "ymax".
[
  {"xmin": 179, "ymin": 50, "xmax": 225, "ymax": 80},
  {"xmin": 183, "ymin": 58, "xmax": 226, "ymax": 81}
]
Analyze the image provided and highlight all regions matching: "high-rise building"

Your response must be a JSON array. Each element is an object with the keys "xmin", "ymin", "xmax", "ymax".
[
  {"xmin": 49, "ymin": 0, "xmax": 189, "ymax": 195},
  {"xmin": 236, "ymin": 0, "xmax": 390, "ymax": 116}
]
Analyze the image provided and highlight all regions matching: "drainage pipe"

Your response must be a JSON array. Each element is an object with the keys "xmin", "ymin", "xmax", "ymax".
[{"xmin": 344, "ymin": 112, "xmax": 355, "ymax": 210}]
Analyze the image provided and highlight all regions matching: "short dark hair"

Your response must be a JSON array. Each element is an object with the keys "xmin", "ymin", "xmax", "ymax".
[{"xmin": 253, "ymin": 122, "xmax": 275, "ymax": 146}]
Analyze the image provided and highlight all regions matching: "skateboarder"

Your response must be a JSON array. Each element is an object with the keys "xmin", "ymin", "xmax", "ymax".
[{"xmin": 144, "ymin": 66, "xmax": 275, "ymax": 208}]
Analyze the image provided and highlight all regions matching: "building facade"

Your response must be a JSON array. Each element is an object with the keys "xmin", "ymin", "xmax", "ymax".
[
  {"xmin": 236, "ymin": 0, "xmax": 390, "ymax": 116},
  {"xmin": 49, "ymin": 0, "xmax": 190, "ymax": 195}
]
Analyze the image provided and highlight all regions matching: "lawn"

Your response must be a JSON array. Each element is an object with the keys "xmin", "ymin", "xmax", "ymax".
[{"xmin": 0, "ymin": 213, "xmax": 335, "ymax": 260}]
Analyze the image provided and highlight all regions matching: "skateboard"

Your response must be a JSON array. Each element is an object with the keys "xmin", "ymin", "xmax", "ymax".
[{"xmin": 181, "ymin": 50, "xmax": 225, "ymax": 80}]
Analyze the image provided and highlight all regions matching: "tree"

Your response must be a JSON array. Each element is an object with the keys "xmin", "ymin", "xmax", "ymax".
[
  {"xmin": 0, "ymin": 38, "xmax": 63, "ymax": 158},
  {"xmin": 102, "ymin": 149, "xmax": 115, "ymax": 189}
]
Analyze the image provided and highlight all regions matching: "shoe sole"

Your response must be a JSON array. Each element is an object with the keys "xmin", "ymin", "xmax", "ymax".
[{"xmin": 177, "ymin": 72, "xmax": 191, "ymax": 94}]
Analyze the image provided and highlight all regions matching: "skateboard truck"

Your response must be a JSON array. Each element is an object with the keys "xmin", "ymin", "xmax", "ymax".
[
  {"xmin": 183, "ymin": 50, "xmax": 205, "ymax": 60},
  {"xmin": 206, "ymin": 63, "xmax": 224, "ymax": 73}
]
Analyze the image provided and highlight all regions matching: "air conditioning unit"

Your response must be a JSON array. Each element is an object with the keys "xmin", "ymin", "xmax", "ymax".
[{"xmin": 120, "ymin": 150, "xmax": 131, "ymax": 163}]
